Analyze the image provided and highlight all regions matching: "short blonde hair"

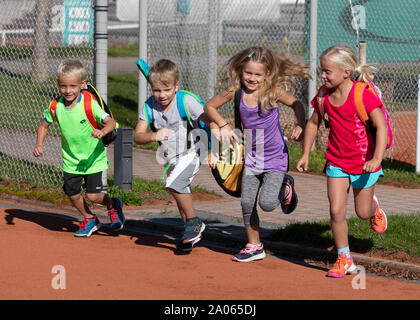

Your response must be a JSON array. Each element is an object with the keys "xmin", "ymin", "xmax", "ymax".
[
  {"xmin": 57, "ymin": 59, "xmax": 86, "ymax": 81},
  {"xmin": 148, "ymin": 59, "xmax": 179, "ymax": 87},
  {"xmin": 320, "ymin": 44, "xmax": 377, "ymax": 82}
]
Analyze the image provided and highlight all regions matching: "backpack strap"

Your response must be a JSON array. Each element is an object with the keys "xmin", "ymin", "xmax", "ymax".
[
  {"xmin": 48, "ymin": 98, "xmax": 60, "ymax": 123},
  {"xmin": 233, "ymin": 89, "xmax": 242, "ymax": 130},
  {"xmin": 353, "ymin": 81, "xmax": 370, "ymax": 126},
  {"xmin": 143, "ymin": 96, "xmax": 158, "ymax": 132},
  {"xmin": 317, "ymin": 85, "xmax": 329, "ymax": 128},
  {"xmin": 176, "ymin": 90, "xmax": 195, "ymax": 126},
  {"xmin": 82, "ymin": 92, "xmax": 100, "ymax": 130}
]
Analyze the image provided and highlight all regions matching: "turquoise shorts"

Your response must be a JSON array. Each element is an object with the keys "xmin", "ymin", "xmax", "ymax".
[{"xmin": 326, "ymin": 165, "xmax": 384, "ymax": 189}]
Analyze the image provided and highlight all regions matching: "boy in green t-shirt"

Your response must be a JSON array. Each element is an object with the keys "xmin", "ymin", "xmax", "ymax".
[{"xmin": 33, "ymin": 59, "xmax": 125, "ymax": 237}]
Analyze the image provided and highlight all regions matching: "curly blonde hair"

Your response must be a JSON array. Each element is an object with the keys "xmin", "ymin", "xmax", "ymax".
[{"xmin": 219, "ymin": 46, "xmax": 310, "ymax": 110}]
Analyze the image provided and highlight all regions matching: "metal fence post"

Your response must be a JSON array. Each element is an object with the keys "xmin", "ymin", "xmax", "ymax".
[
  {"xmin": 416, "ymin": 75, "xmax": 420, "ymax": 173},
  {"xmin": 94, "ymin": 0, "xmax": 109, "ymax": 190},
  {"xmin": 114, "ymin": 128, "xmax": 133, "ymax": 190},
  {"xmin": 138, "ymin": 0, "xmax": 148, "ymax": 117}
]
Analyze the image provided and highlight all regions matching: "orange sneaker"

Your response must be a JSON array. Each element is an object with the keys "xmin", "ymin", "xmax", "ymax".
[
  {"xmin": 326, "ymin": 253, "xmax": 357, "ymax": 278},
  {"xmin": 370, "ymin": 195, "xmax": 387, "ymax": 234}
]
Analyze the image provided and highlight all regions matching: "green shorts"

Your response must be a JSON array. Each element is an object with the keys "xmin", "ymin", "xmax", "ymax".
[{"xmin": 326, "ymin": 165, "xmax": 384, "ymax": 189}]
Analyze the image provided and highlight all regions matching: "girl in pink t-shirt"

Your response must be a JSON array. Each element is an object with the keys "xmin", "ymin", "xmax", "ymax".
[{"xmin": 296, "ymin": 44, "xmax": 388, "ymax": 278}]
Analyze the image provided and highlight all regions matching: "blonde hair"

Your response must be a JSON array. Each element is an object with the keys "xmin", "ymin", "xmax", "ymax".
[
  {"xmin": 57, "ymin": 59, "xmax": 86, "ymax": 81},
  {"xmin": 320, "ymin": 44, "xmax": 377, "ymax": 82},
  {"xmin": 219, "ymin": 46, "xmax": 310, "ymax": 110},
  {"xmin": 148, "ymin": 59, "xmax": 179, "ymax": 87}
]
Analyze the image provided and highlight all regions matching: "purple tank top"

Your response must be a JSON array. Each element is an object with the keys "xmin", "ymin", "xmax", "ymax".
[{"xmin": 239, "ymin": 91, "xmax": 288, "ymax": 173}]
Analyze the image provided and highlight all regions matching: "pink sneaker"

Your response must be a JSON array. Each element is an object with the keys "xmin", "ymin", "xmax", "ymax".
[{"xmin": 232, "ymin": 243, "xmax": 266, "ymax": 262}]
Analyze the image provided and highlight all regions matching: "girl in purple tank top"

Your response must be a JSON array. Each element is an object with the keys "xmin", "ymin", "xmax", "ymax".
[{"xmin": 204, "ymin": 46, "xmax": 310, "ymax": 262}]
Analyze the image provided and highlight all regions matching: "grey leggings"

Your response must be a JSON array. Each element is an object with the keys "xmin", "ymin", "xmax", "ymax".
[{"xmin": 241, "ymin": 168, "xmax": 285, "ymax": 226}]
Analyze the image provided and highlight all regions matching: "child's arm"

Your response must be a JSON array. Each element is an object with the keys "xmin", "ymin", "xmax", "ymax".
[
  {"xmin": 134, "ymin": 119, "xmax": 169, "ymax": 145},
  {"xmin": 277, "ymin": 88, "xmax": 306, "ymax": 141},
  {"xmin": 33, "ymin": 120, "xmax": 50, "ymax": 157},
  {"xmin": 91, "ymin": 115, "xmax": 116, "ymax": 139},
  {"xmin": 296, "ymin": 111, "xmax": 320, "ymax": 172},
  {"xmin": 204, "ymin": 89, "xmax": 236, "ymax": 143},
  {"xmin": 363, "ymin": 108, "xmax": 387, "ymax": 173}
]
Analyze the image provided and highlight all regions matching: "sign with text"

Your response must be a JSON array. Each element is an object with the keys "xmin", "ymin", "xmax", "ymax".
[{"xmin": 62, "ymin": 0, "xmax": 93, "ymax": 46}]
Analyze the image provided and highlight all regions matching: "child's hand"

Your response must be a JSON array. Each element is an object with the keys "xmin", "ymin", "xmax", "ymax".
[
  {"xmin": 33, "ymin": 146, "xmax": 44, "ymax": 157},
  {"xmin": 363, "ymin": 158, "xmax": 381, "ymax": 173},
  {"xmin": 296, "ymin": 155, "xmax": 309, "ymax": 172},
  {"xmin": 220, "ymin": 124, "xmax": 238, "ymax": 145},
  {"xmin": 290, "ymin": 125, "xmax": 304, "ymax": 142},
  {"xmin": 208, "ymin": 150, "xmax": 219, "ymax": 169},
  {"xmin": 155, "ymin": 128, "xmax": 170, "ymax": 141},
  {"xmin": 91, "ymin": 129, "xmax": 106, "ymax": 139}
]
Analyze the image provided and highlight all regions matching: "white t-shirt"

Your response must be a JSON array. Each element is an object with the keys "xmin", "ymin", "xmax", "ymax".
[{"xmin": 139, "ymin": 92, "xmax": 206, "ymax": 166}]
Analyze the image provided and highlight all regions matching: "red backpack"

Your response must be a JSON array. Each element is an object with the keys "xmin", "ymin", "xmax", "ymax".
[{"xmin": 318, "ymin": 81, "xmax": 393, "ymax": 149}]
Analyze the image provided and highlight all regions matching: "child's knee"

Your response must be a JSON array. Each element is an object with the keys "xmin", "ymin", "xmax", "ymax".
[
  {"xmin": 258, "ymin": 198, "xmax": 278, "ymax": 212},
  {"xmin": 86, "ymin": 192, "xmax": 104, "ymax": 204},
  {"xmin": 355, "ymin": 205, "xmax": 374, "ymax": 220}
]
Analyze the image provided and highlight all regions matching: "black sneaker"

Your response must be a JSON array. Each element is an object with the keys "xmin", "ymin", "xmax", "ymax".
[
  {"xmin": 280, "ymin": 174, "xmax": 298, "ymax": 214},
  {"xmin": 181, "ymin": 217, "xmax": 205, "ymax": 244},
  {"xmin": 176, "ymin": 236, "xmax": 202, "ymax": 253},
  {"xmin": 232, "ymin": 243, "xmax": 266, "ymax": 262}
]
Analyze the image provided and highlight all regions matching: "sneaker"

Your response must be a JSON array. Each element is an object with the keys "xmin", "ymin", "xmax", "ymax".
[
  {"xmin": 108, "ymin": 197, "xmax": 125, "ymax": 230},
  {"xmin": 280, "ymin": 174, "xmax": 298, "ymax": 214},
  {"xmin": 326, "ymin": 253, "xmax": 357, "ymax": 278},
  {"xmin": 232, "ymin": 243, "xmax": 266, "ymax": 262},
  {"xmin": 74, "ymin": 217, "xmax": 102, "ymax": 237},
  {"xmin": 176, "ymin": 236, "xmax": 202, "ymax": 253},
  {"xmin": 181, "ymin": 217, "xmax": 206, "ymax": 244},
  {"xmin": 370, "ymin": 195, "xmax": 387, "ymax": 234}
]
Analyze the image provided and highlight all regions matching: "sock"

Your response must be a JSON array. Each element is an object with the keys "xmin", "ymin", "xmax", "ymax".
[{"xmin": 337, "ymin": 246, "xmax": 351, "ymax": 258}]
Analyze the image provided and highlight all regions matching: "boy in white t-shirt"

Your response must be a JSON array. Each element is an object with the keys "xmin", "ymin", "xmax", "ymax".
[{"xmin": 134, "ymin": 59, "xmax": 217, "ymax": 252}]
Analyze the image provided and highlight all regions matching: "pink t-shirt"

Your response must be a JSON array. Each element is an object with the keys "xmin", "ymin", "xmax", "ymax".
[{"xmin": 311, "ymin": 81, "xmax": 383, "ymax": 174}]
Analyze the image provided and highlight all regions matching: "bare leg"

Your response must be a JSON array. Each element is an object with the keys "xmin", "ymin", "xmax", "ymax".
[{"xmin": 327, "ymin": 177, "xmax": 350, "ymax": 250}]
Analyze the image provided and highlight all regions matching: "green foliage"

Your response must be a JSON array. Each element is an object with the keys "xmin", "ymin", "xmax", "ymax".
[{"xmin": 268, "ymin": 215, "xmax": 420, "ymax": 257}]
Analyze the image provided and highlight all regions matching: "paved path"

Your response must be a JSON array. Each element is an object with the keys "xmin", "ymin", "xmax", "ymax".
[{"xmin": 107, "ymin": 145, "xmax": 420, "ymax": 228}]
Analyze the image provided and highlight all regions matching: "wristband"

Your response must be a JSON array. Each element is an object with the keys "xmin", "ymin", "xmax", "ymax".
[{"xmin": 220, "ymin": 122, "xmax": 229, "ymax": 128}]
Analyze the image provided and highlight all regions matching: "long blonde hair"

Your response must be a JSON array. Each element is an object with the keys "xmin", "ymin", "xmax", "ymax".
[
  {"xmin": 320, "ymin": 44, "xmax": 377, "ymax": 82},
  {"xmin": 219, "ymin": 46, "xmax": 310, "ymax": 111}
]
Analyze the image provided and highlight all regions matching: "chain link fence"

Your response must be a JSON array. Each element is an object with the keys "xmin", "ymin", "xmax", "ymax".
[
  {"xmin": 0, "ymin": 0, "xmax": 419, "ymax": 188},
  {"xmin": 0, "ymin": 0, "xmax": 94, "ymax": 187}
]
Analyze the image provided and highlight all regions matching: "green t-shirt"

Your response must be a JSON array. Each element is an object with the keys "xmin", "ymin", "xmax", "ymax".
[{"xmin": 44, "ymin": 93, "xmax": 109, "ymax": 174}]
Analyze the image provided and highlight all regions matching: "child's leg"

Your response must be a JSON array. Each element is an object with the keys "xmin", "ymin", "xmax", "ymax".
[
  {"xmin": 240, "ymin": 168, "xmax": 262, "ymax": 244},
  {"xmin": 85, "ymin": 172, "xmax": 125, "ymax": 230},
  {"xmin": 63, "ymin": 173, "xmax": 95, "ymax": 219},
  {"xmin": 86, "ymin": 192, "xmax": 113, "ymax": 209},
  {"xmin": 353, "ymin": 185, "xmax": 376, "ymax": 220},
  {"xmin": 69, "ymin": 193, "xmax": 95, "ymax": 219},
  {"xmin": 169, "ymin": 189, "xmax": 195, "ymax": 220},
  {"xmin": 352, "ymin": 170, "xmax": 387, "ymax": 234},
  {"xmin": 258, "ymin": 171, "xmax": 285, "ymax": 212},
  {"xmin": 327, "ymin": 176, "xmax": 350, "ymax": 250},
  {"xmin": 63, "ymin": 173, "xmax": 102, "ymax": 237}
]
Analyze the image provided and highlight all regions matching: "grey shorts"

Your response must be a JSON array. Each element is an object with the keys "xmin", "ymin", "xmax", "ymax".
[{"xmin": 165, "ymin": 152, "xmax": 200, "ymax": 194}]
